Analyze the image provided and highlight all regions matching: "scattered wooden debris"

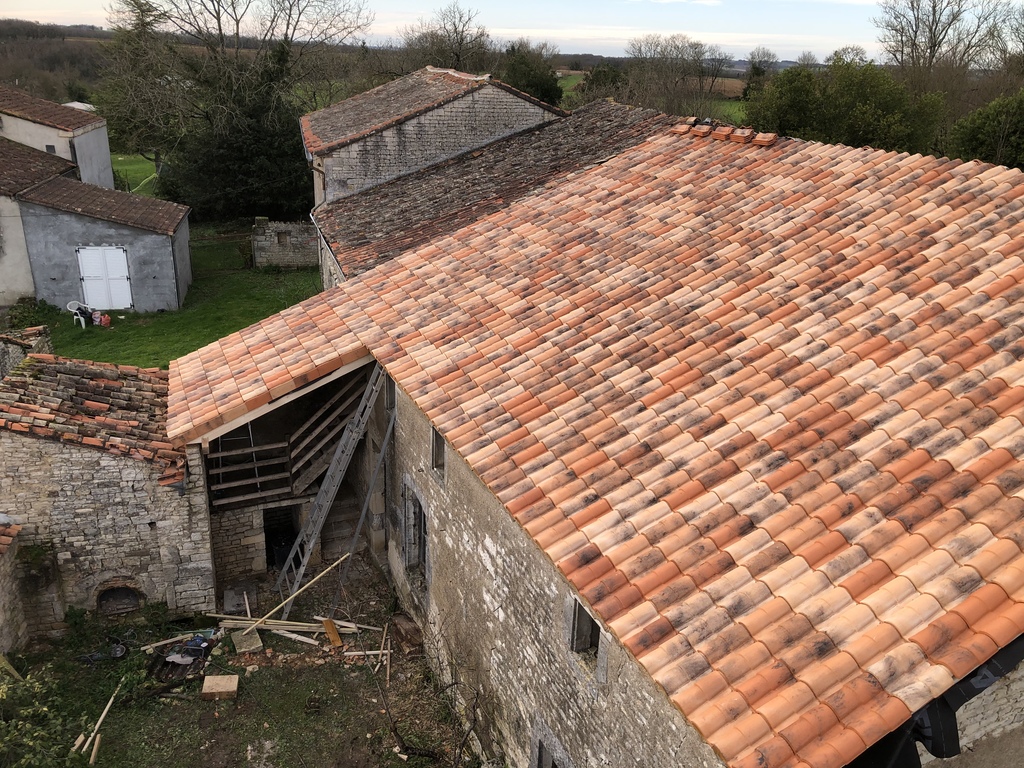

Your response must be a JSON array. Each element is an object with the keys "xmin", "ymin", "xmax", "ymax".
[
  {"xmin": 89, "ymin": 733, "xmax": 101, "ymax": 765},
  {"xmin": 314, "ymin": 615, "xmax": 380, "ymax": 632},
  {"xmin": 271, "ymin": 629, "xmax": 320, "ymax": 646},
  {"xmin": 322, "ymin": 618, "xmax": 344, "ymax": 647},
  {"xmin": 0, "ymin": 654, "xmax": 23, "ymax": 680},
  {"xmin": 243, "ymin": 553, "xmax": 349, "ymax": 635},
  {"xmin": 80, "ymin": 676, "xmax": 124, "ymax": 755},
  {"xmin": 140, "ymin": 634, "xmax": 193, "ymax": 654}
]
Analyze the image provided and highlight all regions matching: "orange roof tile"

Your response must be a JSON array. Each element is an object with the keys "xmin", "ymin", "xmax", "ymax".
[
  {"xmin": 170, "ymin": 126, "xmax": 1024, "ymax": 767},
  {"xmin": 1, "ymin": 355, "xmax": 185, "ymax": 485}
]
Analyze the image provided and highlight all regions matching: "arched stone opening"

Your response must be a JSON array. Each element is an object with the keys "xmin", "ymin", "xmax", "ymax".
[{"xmin": 96, "ymin": 583, "xmax": 145, "ymax": 615}]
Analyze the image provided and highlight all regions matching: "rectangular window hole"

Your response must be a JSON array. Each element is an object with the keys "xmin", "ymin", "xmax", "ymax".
[
  {"xmin": 570, "ymin": 598, "xmax": 601, "ymax": 655},
  {"xmin": 431, "ymin": 426, "xmax": 445, "ymax": 475}
]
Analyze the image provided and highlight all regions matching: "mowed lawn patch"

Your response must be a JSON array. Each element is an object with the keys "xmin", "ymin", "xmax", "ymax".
[
  {"xmin": 9, "ymin": 227, "xmax": 321, "ymax": 369},
  {"xmin": 111, "ymin": 154, "xmax": 159, "ymax": 196}
]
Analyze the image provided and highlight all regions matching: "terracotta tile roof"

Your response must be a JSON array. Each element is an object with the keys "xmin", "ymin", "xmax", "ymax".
[
  {"xmin": 0, "ymin": 326, "xmax": 49, "ymax": 350},
  {"xmin": 314, "ymin": 100, "xmax": 677, "ymax": 279},
  {"xmin": 19, "ymin": 176, "xmax": 189, "ymax": 235},
  {"xmin": 171, "ymin": 125, "xmax": 1024, "ymax": 767},
  {"xmin": 0, "ymin": 137, "xmax": 75, "ymax": 196},
  {"xmin": 0, "ymin": 516, "xmax": 22, "ymax": 556},
  {"xmin": 0, "ymin": 85, "xmax": 105, "ymax": 132},
  {"xmin": 1, "ymin": 355, "xmax": 185, "ymax": 485},
  {"xmin": 300, "ymin": 66, "xmax": 564, "ymax": 156}
]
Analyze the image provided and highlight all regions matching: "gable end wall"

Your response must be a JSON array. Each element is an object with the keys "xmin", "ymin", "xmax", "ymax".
[
  {"xmin": 375, "ymin": 389, "xmax": 725, "ymax": 768},
  {"xmin": 322, "ymin": 87, "xmax": 558, "ymax": 203},
  {"xmin": 0, "ymin": 434, "xmax": 215, "ymax": 638}
]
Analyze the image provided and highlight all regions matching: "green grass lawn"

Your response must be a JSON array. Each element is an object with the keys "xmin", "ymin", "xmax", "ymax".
[
  {"xmin": 559, "ymin": 73, "xmax": 584, "ymax": 95},
  {"xmin": 716, "ymin": 99, "xmax": 747, "ymax": 125},
  {"xmin": 7, "ymin": 226, "xmax": 321, "ymax": 369},
  {"xmin": 111, "ymin": 154, "xmax": 158, "ymax": 196}
]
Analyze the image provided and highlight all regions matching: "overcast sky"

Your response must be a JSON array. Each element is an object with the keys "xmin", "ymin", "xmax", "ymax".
[{"xmin": 7, "ymin": 0, "xmax": 884, "ymax": 61}]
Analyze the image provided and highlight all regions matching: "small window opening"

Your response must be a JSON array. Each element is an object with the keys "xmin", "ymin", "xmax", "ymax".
[
  {"xmin": 405, "ymin": 490, "xmax": 427, "ymax": 572},
  {"xmin": 276, "ymin": 231, "xmax": 290, "ymax": 245},
  {"xmin": 385, "ymin": 375, "xmax": 396, "ymax": 411},
  {"xmin": 431, "ymin": 427, "xmax": 445, "ymax": 475},
  {"xmin": 45, "ymin": 144, "xmax": 56, "ymax": 154},
  {"xmin": 570, "ymin": 598, "xmax": 601, "ymax": 655},
  {"xmin": 538, "ymin": 743, "xmax": 562, "ymax": 768}
]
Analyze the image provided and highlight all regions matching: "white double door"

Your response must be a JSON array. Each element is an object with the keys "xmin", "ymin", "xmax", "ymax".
[{"xmin": 76, "ymin": 246, "xmax": 133, "ymax": 310}]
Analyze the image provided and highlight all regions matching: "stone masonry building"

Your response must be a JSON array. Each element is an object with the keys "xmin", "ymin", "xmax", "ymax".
[
  {"xmin": 300, "ymin": 66, "xmax": 563, "ymax": 207},
  {"xmin": 0, "ymin": 355, "xmax": 215, "ymax": 638},
  {"xmin": 169, "ymin": 118, "xmax": 1024, "ymax": 768}
]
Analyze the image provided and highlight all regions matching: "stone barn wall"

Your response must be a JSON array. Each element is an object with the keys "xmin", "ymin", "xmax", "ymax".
[
  {"xmin": 375, "ymin": 386, "xmax": 725, "ymax": 768},
  {"xmin": 0, "ymin": 433, "xmax": 215, "ymax": 637},
  {"xmin": 321, "ymin": 86, "xmax": 558, "ymax": 203},
  {"xmin": 210, "ymin": 504, "xmax": 268, "ymax": 585},
  {"xmin": 919, "ymin": 662, "xmax": 1024, "ymax": 764},
  {"xmin": 0, "ymin": 518, "xmax": 27, "ymax": 652},
  {"xmin": 251, "ymin": 219, "xmax": 319, "ymax": 269}
]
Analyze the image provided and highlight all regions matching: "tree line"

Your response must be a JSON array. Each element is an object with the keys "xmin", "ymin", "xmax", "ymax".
[{"xmin": 8, "ymin": 0, "xmax": 1024, "ymax": 221}]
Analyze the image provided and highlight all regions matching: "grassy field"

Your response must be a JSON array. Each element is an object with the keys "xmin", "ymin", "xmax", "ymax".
[
  {"xmin": 5, "ymin": 225, "xmax": 321, "ymax": 369},
  {"xmin": 111, "ymin": 154, "xmax": 159, "ymax": 196},
  {"xmin": 716, "ymin": 99, "xmax": 747, "ymax": 125},
  {"xmin": 558, "ymin": 73, "xmax": 584, "ymax": 95}
]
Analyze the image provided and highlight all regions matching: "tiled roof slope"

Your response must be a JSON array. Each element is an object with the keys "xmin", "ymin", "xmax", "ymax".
[
  {"xmin": 0, "ymin": 355, "xmax": 185, "ymax": 485},
  {"xmin": 0, "ymin": 518, "xmax": 22, "ymax": 556},
  {"xmin": 0, "ymin": 326, "xmax": 49, "ymax": 350},
  {"xmin": 171, "ymin": 125, "xmax": 1024, "ymax": 768},
  {"xmin": 0, "ymin": 84, "xmax": 104, "ymax": 131},
  {"xmin": 19, "ymin": 176, "xmax": 189, "ymax": 235},
  {"xmin": 314, "ymin": 100, "xmax": 678, "ymax": 279},
  {"xmin": 0, "ymin": 137, "xmax": 75, "ymax": 196},
  {"xmin": 301, "ymin": 66, "xmax": 563, "ymax": 156}
]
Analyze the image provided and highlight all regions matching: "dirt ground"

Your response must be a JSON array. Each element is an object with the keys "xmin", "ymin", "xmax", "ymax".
[{"xmin": 20, "ymin": 551, "xmax": 470, "ymax": 768}]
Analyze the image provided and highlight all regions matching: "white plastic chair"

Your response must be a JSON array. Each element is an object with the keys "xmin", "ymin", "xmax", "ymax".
[{"xmin": 67, "ymin": 301, "xmax": 90, "ymax": 329}]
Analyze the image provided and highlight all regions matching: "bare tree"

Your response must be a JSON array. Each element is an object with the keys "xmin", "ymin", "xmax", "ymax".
[
  {"xmin": 875, "ymin": 0, "xmax": 1009, "ymax": 93},
  {"xmin": 796, "ymin": 51, "xmax": 820, "ymax": 68},
  {"xmin": 401, "ymin": 2, "xmax": 494, "ymax": 73},
  {"xmin": 745, "ymin": 44, "xmax": 779, "ymax": 99},
  {"xmin": 623, "ymin": 33, "xmax": 731, "ymax": 117},
  {"xmin": 98, "ymin": 0, "xmax": 372, "ymax": 217}
]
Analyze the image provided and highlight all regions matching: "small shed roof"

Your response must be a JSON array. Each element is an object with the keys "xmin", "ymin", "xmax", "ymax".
[
  {"xmin": 0, "ymin": 355, "xmax": 185, "ymax": 485},
  {"xmin": 0, "ymin": 84, "xmax": 105, "ymax": 132},
  {"xmin": 19, "ymin": 176, "xmax": 189, "ymax": 236},
  {"xmin": 300, "ymin": 66, "xmax": 564, "ymax": 157}
]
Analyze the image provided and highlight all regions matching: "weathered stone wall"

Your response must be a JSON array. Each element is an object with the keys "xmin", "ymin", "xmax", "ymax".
[
  {"xmin": 377, "ymin": 388, "xmax": 725, "ymax": 768},
  {"xmin": 0, "ymin": 535, "xmax": 28, "ymax": 653},
  {"xmin": 251, "ymin": 219, "xmax": 319, "ymax": 269},
  {"xmin": 210, "ymin": 504, "xmax": 268, "ymax": 584},
  {"xmin": 919, "ymin": 662, "xmax": 1024, "ymax": 764},
  {"xmin": 0, "ymin": 433, "xmax": 215, "ymax": 637},
  {"xmin": 0, "ymin": 326, "xmax": 52, "ymax": 379},
  {"xmin": 322, "ymin": 87, "xmax": 557, "ymax": 203}
]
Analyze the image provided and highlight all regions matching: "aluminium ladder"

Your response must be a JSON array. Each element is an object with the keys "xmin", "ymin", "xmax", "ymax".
[{"xmin": 274, "ymin": 363, "xmax": 385, "ymax": 619}]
